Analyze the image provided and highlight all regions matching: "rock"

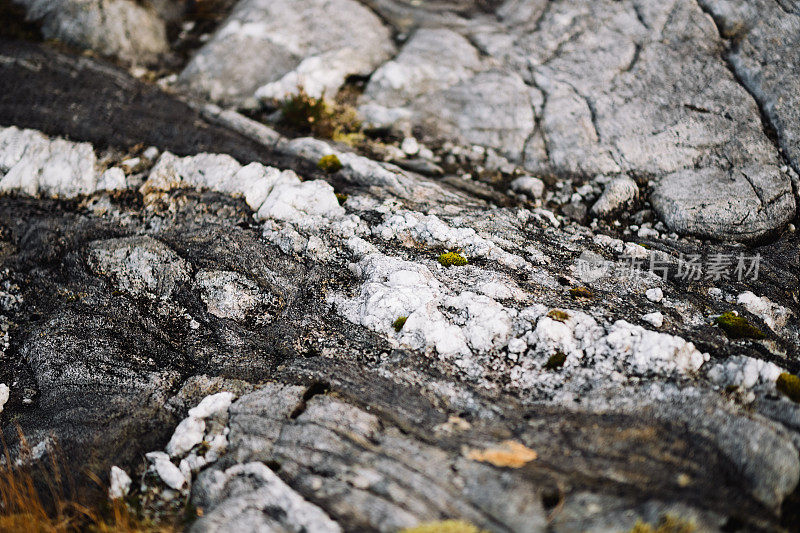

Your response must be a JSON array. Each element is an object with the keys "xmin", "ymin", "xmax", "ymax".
[
  {"xmin": 410, "ymin": 70, "xmax": 536, "ymax": 163},
  {"xmin": 196, "ymin": 270, "xmax": 266, "ymax": 321},
  {"xmin": 510, "ymin": 176, "xmax": 545, "ymax": 199},
  {"xmin": 737, "ymin": 291, "xmax": 790, "ymax": 332},
  {"xmin": 108, "ymin": 466, "xmax": 132, "ymax": 500},
  {"xmin": 86, "ymin": 236, "xmax": 190, "ymax": 300},
  {"xmin": 166, "ymin": 416, "xmax": 206, "ymax": 458},
  {"xmin": 697, "ymin": 0, "xmax": 800, "ymax": 179},
  {"xmin": 191, "ymin": 462, "xmax": 343, "ymax": 533},
  {"xmin": 0, "ymin": 126, "xmax": 98, "ymax": 197},
  {"xmin": 651, "ymin": 166, "xmax": 795, "ymax": 241},
  {"xmin": 188, "ymin": 392, "xmax": 236, "ymax": 420},
  {"xmin": 14, "ymin": 0, "xmax": 168, "ymax": 63},
  {"xmin": 178, "ymin": 0, "xmax": 395, "ymax": 106},
  {"xmin": 3, "ymin": 44, "xmax": 800, "ymax": 532},
  {"xmin": 642, "ymin": 312, "xmax": 664, "ymax": 328},
  {"xmin": 646, "ymin": 288, "xmax": 664, "ymax": 303},
  {"xmin": 400, "ymin": 137, "xmax": 420, "ymax": 156},
  {"xmin": 590, "ymin": 175, "xmax": 638, "ymax": 216},
  {"xmin": 0, "ymin": 384, "xmax": 8, "ymax": 413},
  {"xmin": 147, "ymin": 452, "xmax": 187, "ymax": 490},
  {"xmin": 360, "ymin": 28, "xmax": 484, "ymax": 120}
]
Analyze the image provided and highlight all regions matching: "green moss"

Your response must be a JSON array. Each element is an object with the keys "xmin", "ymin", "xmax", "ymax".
[
  {"xmin": 393, "ymin": 316, "xmax": 408, "ymax": 332},
  {"xmin": 401, "ymin": 520, "xmax": 487, "ymax": 533},
  {"xmin": 569, "ymin": 286, "xmax": 593, "ymax": 299},
  {"xmin": 629, "ymin": 515, "xmax": 695, "ymax": 533},
  {"xmin": 281, "ymin": 88, "xmax": 329, "ymax": 132},
  {"xmin": 714, "ymin": 311, "xmax": 765, "ymax": 339},
  {"xmin": 544, "ymin": 351, "xmax": 567, "ymax": 370},
  {"xmin": 318, "ymin": 154, "xmax": 343, "ymax": 174},
  {"xmin": 280, "ymin": 88, "xmax": 362, "ymax": 140},
  {"xmin": 335, "ymin": 193, "xmax": 348, "ymax": 205},
  {"xmin": 438, "ymin": 252, "xmax": 468, "ymax": 267},
  {"xmin": 547, "ymin": 309, "xmax": 570, "ymax": 322},
  {"xmin": 776, "ymin": 373, "xmax": 800, "ymax": 403}
]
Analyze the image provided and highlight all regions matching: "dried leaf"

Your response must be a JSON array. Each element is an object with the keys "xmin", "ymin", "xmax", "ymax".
[{"xmin": 466, "ymin": 440, "xmax": 537, "ymax": 468}]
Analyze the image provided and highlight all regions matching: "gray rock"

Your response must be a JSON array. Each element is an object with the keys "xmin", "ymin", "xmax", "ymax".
[
  {"xmin": 207, "ymin": 383, "xmax": 548, "ymax": 533},
  {"xmin": 360, "ymin": 27, "xmax": 485, "ymax": 114},
  {"xmin": 355, "ymin": 0, "xmax": 796, "ymax": 240},
  {"xmin": 698, "ymin": 0, "xmax": 800, "ymax": 178},
  {"xmin": 510, "ymin": 176, "xmax": 545, "ymax": 199},
  {"xmin": 178, "ymin": 0, "xmax": 395, "ymax": 106},
  {"xmin": 3, "ymin": 46, "xmax": 800, "ymax": 532},
  {"xmin": 651, "ymin": 166, "xmax": 795, "ymax": 241},
  {"xmin": 411, "ymin": 70, "xmax": 536, "ymax": 163},
  {"xmin": 14, "ymin": 0, "xmax": 168, "ymax": 63},
  {"xmin": 591, "ymin": 175, "xmax": 638, "ymax": 217},
  {"xmin": 86, "ymin": 236, "xmax": 190, "ymax": 300},
  {"xmin": 195, "ymin": 270, "xmax": 268, "ymax": 321},
  {"xmin": 192, "ymin": 462, "xmax": 342, "ymax": 533}
]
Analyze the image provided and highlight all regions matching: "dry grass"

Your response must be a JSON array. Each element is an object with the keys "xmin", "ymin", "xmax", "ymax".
[{"xmin": 0, "ymin": 429, "xmax": 175, "ymax": 533}]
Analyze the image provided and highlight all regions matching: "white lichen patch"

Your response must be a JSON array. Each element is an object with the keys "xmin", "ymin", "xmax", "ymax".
[
  {"xmin": 737, "ymin": 291, "xmax": 791, "ymax": 332},
  {"xmin": 707, "ymin": 355, "xmax": 783, "ymax": 390},
  {"xmin": 86, "ymin": 236, "xmax": 190, "ymax": 300},
  {"xmin": 0, "ymin": 126, "xmax": 127, "ymax": 197},
  {"xmin": 196, "ymin": 270, "xmax": 270, "ymax": 321},
  {"xmin": 373, "ymin": 210, "xmax": 528, "ymax": 269},
  {"xmin": 141, "ymin": 151, "xmax": 301, "ymax": 212}
]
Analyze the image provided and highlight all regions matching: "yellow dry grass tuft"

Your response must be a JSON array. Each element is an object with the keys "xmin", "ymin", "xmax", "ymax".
[{"xmin": 0, "ymin": 429, "xmax": 176, "ymax": 533}]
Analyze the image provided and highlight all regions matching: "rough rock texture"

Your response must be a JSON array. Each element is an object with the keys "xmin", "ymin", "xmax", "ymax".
[
  {"xmin": 12, "ymin": 0, "xmax": 168, "ymax": 63},
  {"xmin": 1, "ymin": 9, "xmax": 800, "ymax": 533},
  {"xmin": 178, "ymin": 0, "xmax": 395, "ymax": 106},
  {"xmin": 697, "ymin": 0, "xmax": 800, "ymax": 177},
  {"xmin": 351, "ymin": 0, "xmax": 798, "ymax": 240}
]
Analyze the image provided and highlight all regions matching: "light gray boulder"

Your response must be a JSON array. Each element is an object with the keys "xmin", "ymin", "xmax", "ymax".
[
  {"xmin": 178, "ymin": 0, "xmax": 395, "ymax": 106},
  {"xmin": 698, "ymin": 0, "xmax": 800, "ymax": 178},
  {"xmin": 13, "ymin": 0, "xmax": 168, "ymax": 63}
]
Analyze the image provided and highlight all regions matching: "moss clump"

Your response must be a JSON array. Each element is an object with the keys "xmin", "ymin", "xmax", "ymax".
[
  {"xmin": 544, "ymin": 351, "xmax": 567, "ymax": 370},
  {"xmin": 335, "ymin": 193, "xmax": 348, "ymax": 205},
  {"xmin": 438, "ymin": 252, "xmax": 468, "ymax": 267},
  {"xmin": 776, "ymin": 373, "xmax": 800, "ymax": 403},
  {"xmin": 569, "ymin": 286, "xmax": 593, "ymax": 299},
  {"xmin": 280, "ymin": 88, "xmax": 362, "ymax": 140},
  {"xmin": 547, "ymin": 309, "xmax": 570, "ymax": 322},
  {"xmin": 393, "ymin": 316, "xmax": 408, "ymax": 332},
  {"xmin": 629, "ymin": 515, "xmax": 695, "ymax": 533},
  {"xmin": 318, "ymin": 154, "xmax": 343, "ymax": 174},
  {"xmin": 714, "ymin": 312, "xmax": 765, "ymax": 339},
  {"xmin": 401, "ymin": 520, "xmax": 487, "ymax": 533}
]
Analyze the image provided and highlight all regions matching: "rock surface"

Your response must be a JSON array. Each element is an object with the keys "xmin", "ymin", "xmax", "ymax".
[
  {"xmin": 13, "ymin": 0, "xmax": 168, "ymax": 63},
  {"xmin": 0, "ymin": 6, "xmax": 799, "ymax": 533},
  {"xmin": 178, "ymin": 0, "xmax": 395, "ymax": 105}
]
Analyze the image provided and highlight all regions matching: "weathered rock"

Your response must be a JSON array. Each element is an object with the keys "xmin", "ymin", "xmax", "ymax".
[
  {"xmin": 360, "ymin": 28, "xmax": 485, "ymax": 121},
  {"xmin": 0, "ymin": 126, "xmax": 98, "ymax": 197},
  {"xmin": 86, "ymin": 236, "xmax": 190, "ymax": 300},
  {"xmin": 697, "ymin": 0, "xmax": 800, "ymax": 178},
  {"xmin": 358, "ymin": 0, "xmax": 796, "ymax": 240},
  {"xmin": 2, "ymin": 39, "xmax": 800, "ymax": 533},
  {"xmin": 13, "ymin": 0, "xmax": 168, "ymax": 63},
  {"xmin": 590, "ymin": 175, "xmax": 638, "ymax": 217},
  {"xmin": 192, "ymin": 462, "xmax": 342, "ymax": 533},
  {"xmin": 178, "ymin": 0, "xmax": 395, "ymax": 106},
  {"xmin": 651, "ymin": 166, "xmax": 795, "ymax": 241}
]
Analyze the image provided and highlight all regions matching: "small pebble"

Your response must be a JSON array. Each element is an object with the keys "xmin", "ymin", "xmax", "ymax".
[{"xmin": 646, "ymin": 287, "xmax": 664, "ymax": 302}]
